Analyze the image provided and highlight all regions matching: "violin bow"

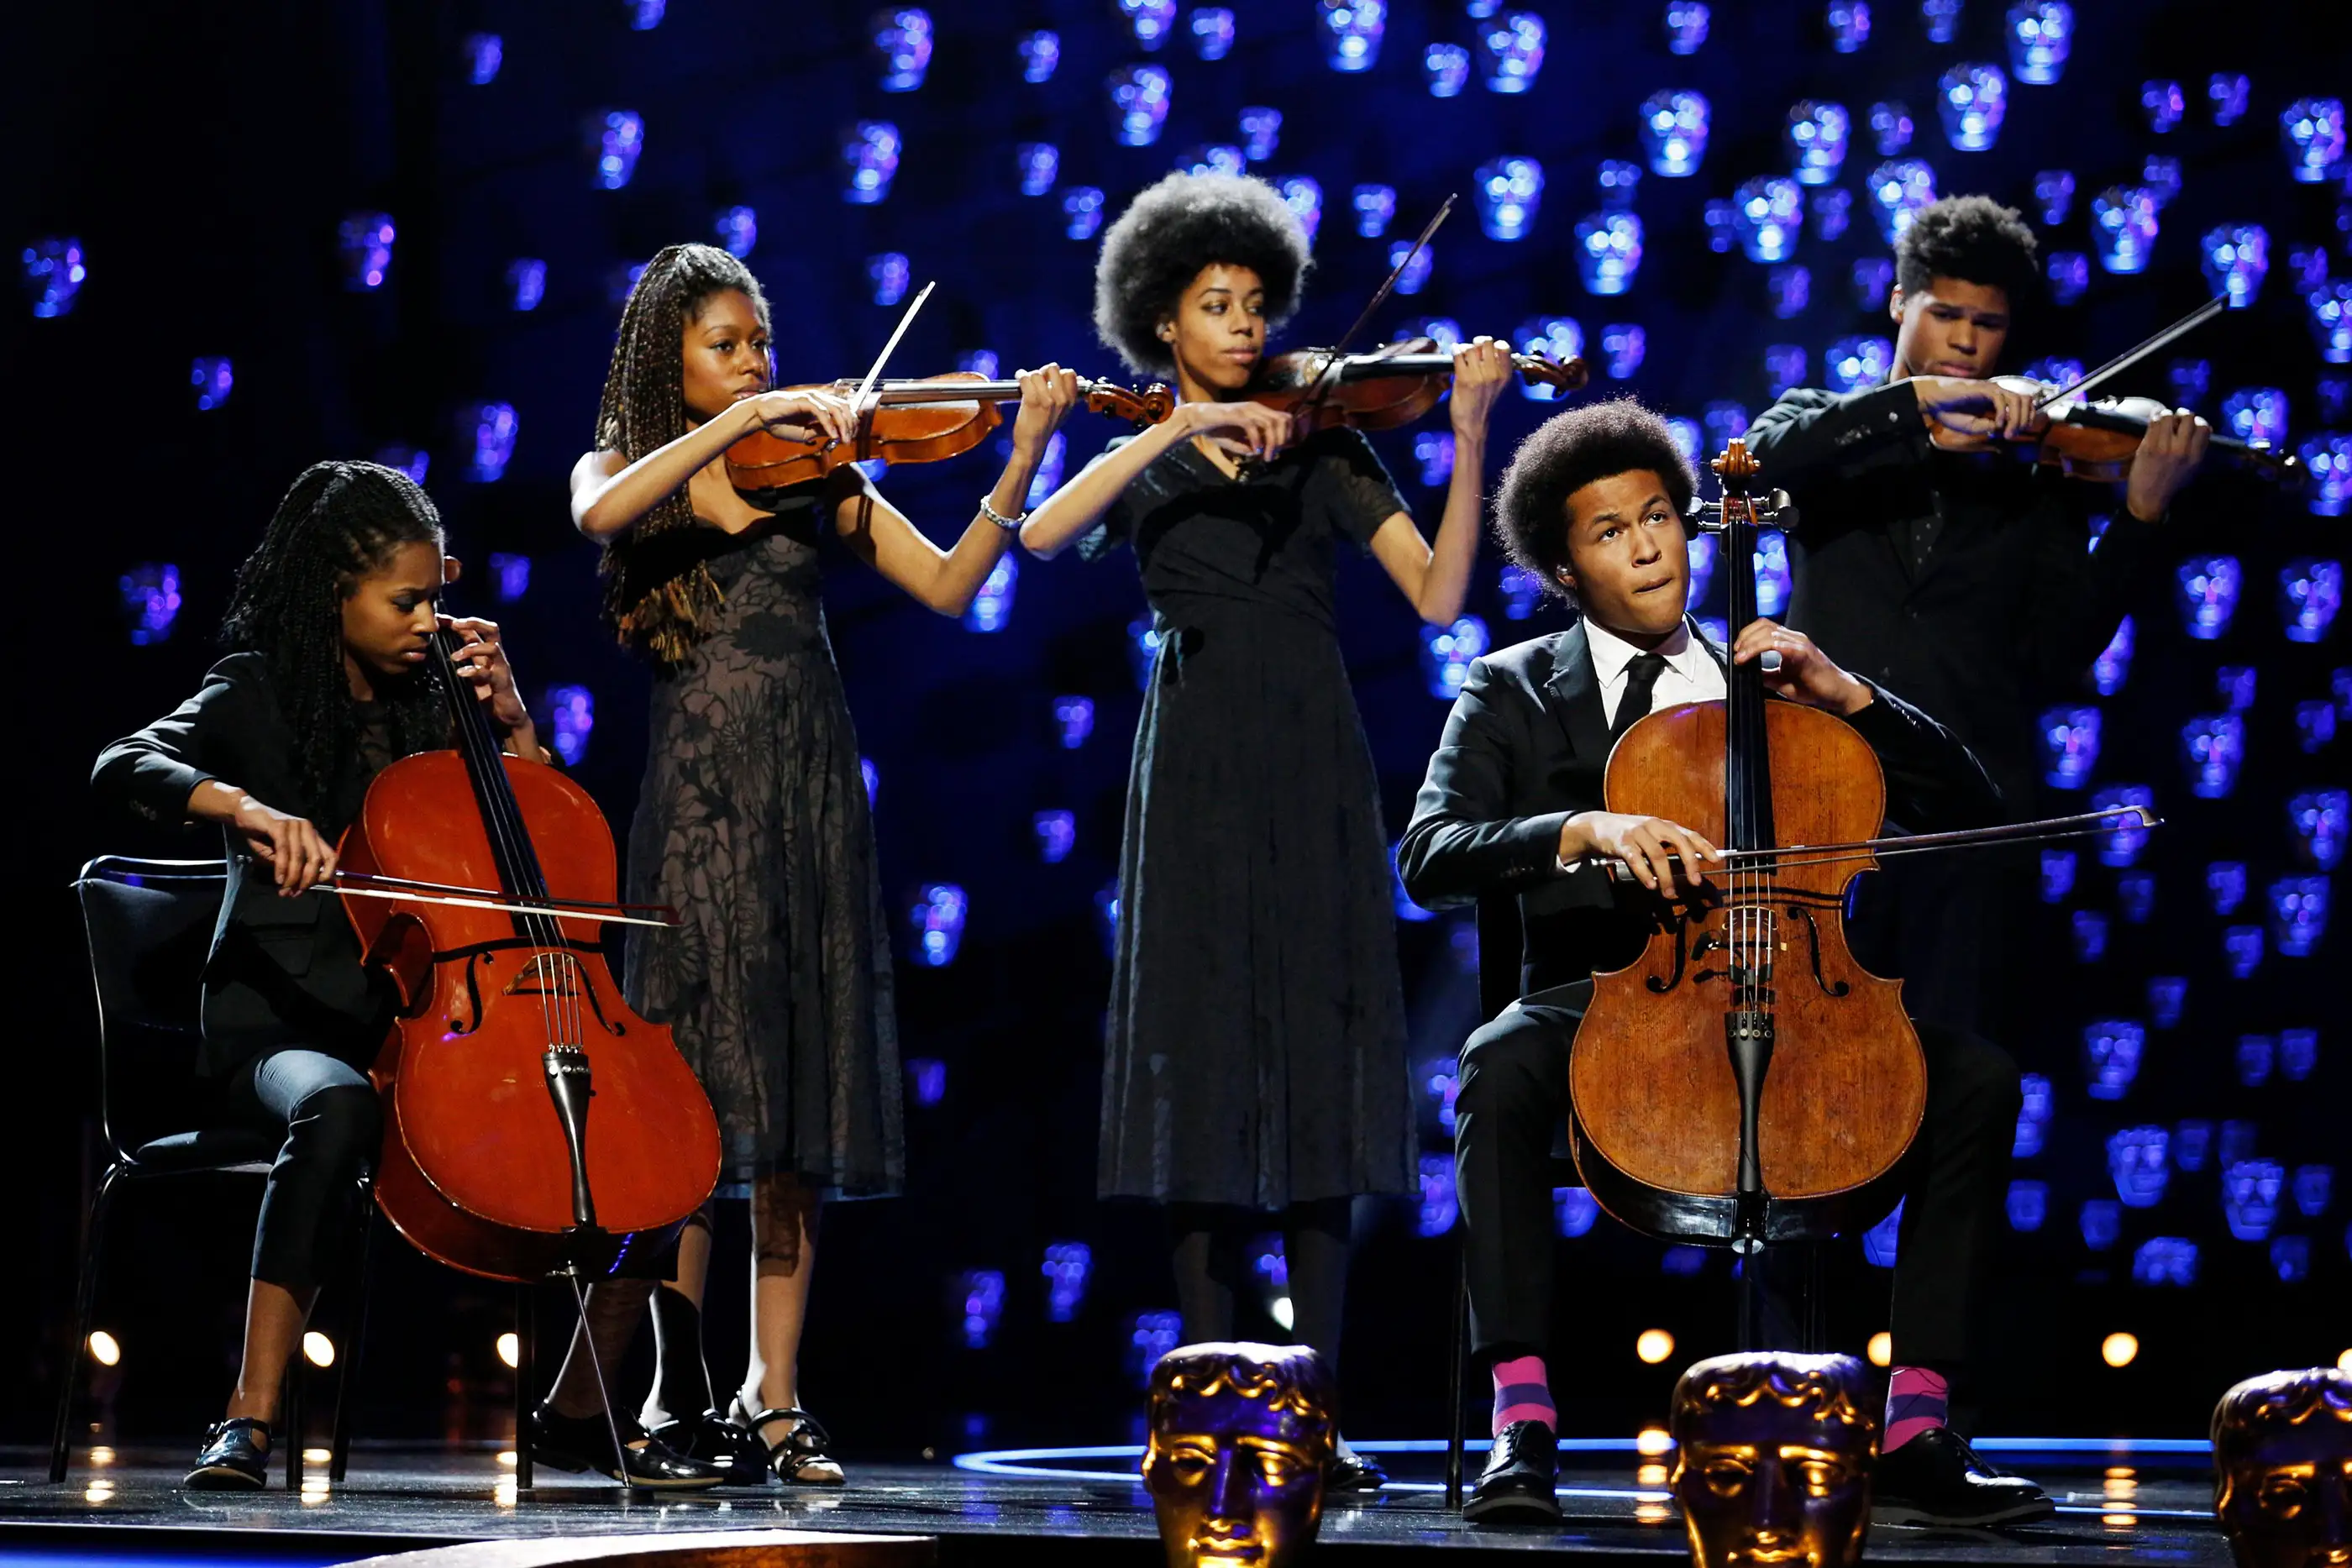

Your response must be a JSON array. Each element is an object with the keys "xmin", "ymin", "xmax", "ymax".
[
  {"xmin": 846, "ymin": 279, "xmax": 937, "ymax": 455},
  {"xmin": 1600, "ymin": 805, "xmax": 2160, "ymax": 886},
  {"xmin": 1326, "ymin": 192, "xmax": 1457, "ymax": 362},
  {"xmin": 2030, "ymin": 295, "xmax": 2227, "ymax": 412},
  {"xmin": 316, "ymin": 871, "xmax": 681, "ymax": 929}
]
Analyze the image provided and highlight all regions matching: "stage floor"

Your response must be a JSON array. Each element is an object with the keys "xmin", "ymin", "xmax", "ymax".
[{"xmin": 0, "ymin": 1440, "xmax": 2229, "ymax": 1566}]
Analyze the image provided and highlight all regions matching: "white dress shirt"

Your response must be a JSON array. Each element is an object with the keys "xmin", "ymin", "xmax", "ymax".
[{"xmin": 1585, "ymin": 616, "xmax": 1727, "ymax": 726}]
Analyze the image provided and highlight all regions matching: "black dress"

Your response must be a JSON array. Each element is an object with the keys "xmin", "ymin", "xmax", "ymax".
[
  {"xmin": 1085, "ymin": 427, "xmax": 1417, "ymax": 1209},
  {"xmin": 622, "ymin": 474, "xmax": 904, "ymax": 1195}
]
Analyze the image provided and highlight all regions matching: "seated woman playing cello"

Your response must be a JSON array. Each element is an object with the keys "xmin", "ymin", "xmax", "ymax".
[{"xmin": 91, "ymin": 460, "xmax": 568, "ymax": 1489}]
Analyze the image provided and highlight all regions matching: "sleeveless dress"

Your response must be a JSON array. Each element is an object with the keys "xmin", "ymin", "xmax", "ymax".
[
  {"xmin": 622, "ymin": 475, "xmax": 903, "ymax": 1195},
  {"xmin": 1086, "ymin": 427, "xmax": 1418, "ymax": 1209}
]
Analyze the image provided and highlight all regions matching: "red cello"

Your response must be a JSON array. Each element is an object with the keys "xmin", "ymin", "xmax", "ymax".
[{"xmin": 338, "ymin": 626, "xmax": 719, "ymax": 1282}]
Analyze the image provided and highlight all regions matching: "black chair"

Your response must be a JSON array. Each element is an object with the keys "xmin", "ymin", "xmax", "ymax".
[{"xmin": 50, "ymin": 856, "xmax": 373, "ymax": 1490}]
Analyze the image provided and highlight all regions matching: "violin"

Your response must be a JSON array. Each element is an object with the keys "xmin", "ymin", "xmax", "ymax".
[
  {"xmin": 1936, "ymin": 375, "xmax": 2305, "ymax": 489},
  {"xmin": 338, "ymin": 624, "xmax": 720, "ymax": 1282},
  {"xmin": 1235, "ymin": 340, "xmax": 1588, "ymax": 434},
  {"xmin": 724, "ymin": 373, "xmax": 1175, "ymax": 490}
]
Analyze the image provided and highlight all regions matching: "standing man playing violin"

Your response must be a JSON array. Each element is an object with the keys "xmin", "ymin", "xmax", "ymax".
[
  {"xmin": 1745, "ymin": 194, "xmax": 2210, "ymax": 1035},
  {"xmin": 1399, "ymin": 401, "xmax": 2053, "ymax": 1529}
]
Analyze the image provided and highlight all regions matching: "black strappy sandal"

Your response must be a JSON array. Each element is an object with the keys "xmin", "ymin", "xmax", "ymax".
[{"xmin": 733, "ymin": 1398, "xmax": 844, "ymax": 1485}]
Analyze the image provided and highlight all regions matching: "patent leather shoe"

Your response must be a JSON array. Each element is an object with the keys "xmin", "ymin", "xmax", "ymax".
[
  {"xmin": 1464, "ymin": 1419, "xmax": 1560, "ymax": 1523},
  {"xmin": 648, "ymin": 1408, "xmax": 770, "ymax": 1487},
  {"xmin": 184, "ymin": 1418, "xmax": 270, "ymax": 1489},
  {"xmin": 529, "ymin": 1405, "xmax": 727, "ymax": 1490},
  {"xmin": 1326, "ymin": 1448, "xmax": 1389, "ymax": 1492},
  {"xmin": 1874, "ymin": 1427, "xmax": 2055, "ymax": 1527}
]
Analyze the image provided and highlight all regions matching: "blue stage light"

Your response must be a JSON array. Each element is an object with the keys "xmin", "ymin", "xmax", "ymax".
[
  {"xmin": 118, "ymin": 565, "xmax": 181, "ymax": 647},
  {"xmin": 868, "ymin": 252, "xmax": 910, "ymax": 305},
  {"xmin": 374, "ymin": 446, "xmax": 429, "ymax": 484},
  {"xmin": 1767, "ymin": 268, "xmax": 1809, "ymax": 320},
  {"xmin": 1705, "ymin": 401, "xmax": 1751, "ymax": 451},
  {"xmin": 911, "ymin": 883, "xmax": 969, "ymax": 967},
  {"xmin": 1177, "ymin": 144, "xmax": 1247, "ymax": 178},
  {"xmin": 1513, "ymin": 318, "xmax": 1583, "ymax": 399},
  {"xmin": 339, "ymin": 213, "xmax": 395, "ymax": 291},
  {"xmin": 486, "ymin": 553, "xmax": 529, "ymax": 603},
  {"xmin": 1920, "ymin": 0, "xmax": 1962, "ymax": 41},
  {"xmin": 2311, "ymin": 286, "xmax": 2352, "ymax": 370},
  {"xmin": 1062, "ymin": 187, "xmax": 1106, "ymax": 242},
  {"xmin": 2013, "ymin": 1073, "xmax": 2051, "ymax": 1156},
  {"xmin": 1499, "ymin": 564, "xmax": 1542, "ymax": 619},
  {"xmin": 1118, "ymin": 0, "xmax": 1176, "ymax": 50},
  {"xmin": 2282, "ymin": 559, "xmax": 2343, "ymax": 643},
  {"xmin": 1021, "ymin": 430, "xmax": 1066, "ymax": 510},
  {"xmin": 2236, "ymin": 1035, "xmax": 2275, "ymax": 1088},
  {"xmin": 1017, "ymin": 29, "xmax": 1060, "ymax": 82},
  {"xmin": 1352, "ymin": 183, "xmax": 1397, "ymax": 238},
  {"xmin": 627, "ymin": 0, "xmax": 664, "ymax": 29},
  {"xmin": 1752, "ymin": 529, "xmax": 1790, "ymax": 616},
  {"xmin": 1939, "ymin": 63, "xmax": 2007, "ymax": 151},
  {"xmin": 2133, "ymin": 1238, "xmax": 2197, "ymax": 1287},
  {"xmin": 545, "ymin": 684, "xmax": 595, "ymax": 765},
  {"xmin": 1867, "ymin": 159, "xmax": 1937, "ymax": 241},
  {"xmin": 2208, "ymin": 862, "xmax": 2249, "ymax": 915},
  {"xmin": 1238, "ymin": 107, "xmax": 1282, "ymax": 163},
  {"xmin": 2218, "ymin": 1120, "xmax": 2259, "ymax": 1168},
  {"xmin": 1474, "ymin": 156, "xmax": 1545, "ymax": 240},
  {"xmin": 22, "ymin": 237, "xmax": 85, "ymax": 319},
  {"xmin": 2283, "ymin": 1030, "xmax": 2319, "ymax": 1082},
  {"xmin": 1667, "ymin": 417, "xmax": 1703, "ymax": 464},
  {"xmin": 1600, "ymin": 323, "xmax": 1646, "ymax": 379},
  {"xmin": 2004, "ymin": 0, "xmax": 2070, "ymax": 82},
  {"xmin": 590, "ymin": 111, "xmax": 644, "ymax": 190},
  {"xmin": 606, "ymin": 262, "xmax": 646, "ymax": 304},
  {"xmin": 2140, "ymin": 78, "xmax": 2184, "ymax": 133},
  {"xmin": 2300, "ymin": 433, "xmax": 2350, "ymax": 518},
  {"xmin": 1417, "ymin": 1155, "xmax": 1458, "ymax": 1236},
  {"xmin": 872, "ymin": 8, "xmax": 932, "ymax": 89},
  {"xmin": 841, "ymin": 119, "xmax": 900, "ymax": 202},
  {"xmin": 2205, "ymin": 71, "xmax": 2250, "ymax": 126},
  {"xmin": 2161, "ymin": 362, "xmax": 2209, "ymax": 413},
  {"xmin": 1734, "ymin": 177, "xmax": 1803, "ymax": 262},
  {"xmin": 2039, "ymin": 706, "xmax": 2099, "ymax": 789},
  {"xmin": 2088, "ymin": 1020, "xmax": 2145, "ymax": 1104},
  {"xmin": 2224, "ymin": 1161, "xmax": 2285, "ymax": 1241},
  {"xmin": 1476, "ymin": 10, "xmax": 1546, "ymax": 93},
  {"xmin": 1824, "ymin": 0, "xmax": 1872, "ymax": 52},
  {"xmin": 2142, "ymin": 155, "xmax": 2181, "ymax": 210},
  {"xmin": 1421, "ymin": 616, "xmax": 1490, "ymax": 698},
  {"xmin": 1394, "ymin": 317, "xmax": 1463, "ymax": 350},
  {"xmin": 1278, "ymin": 176, "xmax": 1324, "ymax": 241},
  {"xmin": 1556, "ymin": 1188, "xmax": 1600, "ymax": 1237},
  {"xmin": 1686, "ymin": 534, "xmax": 1717, "ymax": 608},
  {"xmin": 2220, "ymin": 386, "xmax": 2286, "ymax": 449},
  {"xmin": 2271, "ymin": 1236, "xmax": 2310, "ymax": 1283},
  {"xmin": 2176, "ymin": 555, "xmax": 2240, "ymax": 639},
  {"xmin": 1392, "ymin": 855, "xmax": 1436, "ymax": 923},
  {"xmin": 2224, "ymin": 924, "xmax": 2265, "ymax": 978},
  {"xmin": 2031, "ymin": 170, "xmax": 2075, "ymax": 226},
  {"xmin": 1016, "ymin": 143, "xmax": 1058, "ymax": 197},
  {"xmin": 907, "ymin": 1057, "xmax": 945, "ymax": 1105},
  {"xmin": 1424, "ymin": 42, "xmax": 1470, "ymax": 97},
  {"xmin": 2281, "ymin": 97, "xmax": 2344, "ymax": 184},
  {"xmin": 1095, "ymin": 880, "xmax": 1121, "ymax": 957},
  {"xmin": 2296, "ymin": 700, "xmax": 2336, "ymax": 753},
  {"xmin": 1190, "ymin": 7, "xmax": 1236, "ymax": 60},
  {"xmin": 465, "ymin": 402, "xmax": 517, "ymax": 482},
  {"xmin": 1662, "ymin": 1245, "xmax": 1708, "ymax": 1276},
  {"xmin": 1850, "ymin": 259, "xmax": 1894, "ymax": 311},
  {"xmin": 2148, "ymin": 976, "xmax": 2186, "ymax": 1029},
  {"xmin": 2040, "ymin": 850, "xmax": 2075, "ymax": 903},
  {"xmin": 1128, "ymin": 617, "xmax": 1164, "ymax": 690},
  {"xmin": 1317, "ymin": 0, "xmax": 1385, "ymax": 72},
  {"xmin": 2108, "ymin": 1127, "xmax": 2170, "ymax": 1208},
  {"xmin": 2293, "ymin": 1162, "xmax": 2332, "ymax": 1214},
  {"xmin": 190, "ymin": 357, "xmax": 233, "ymax": 412},
  {"xmin": 960, "ymin": 1269, "xmax": 1005, "ymax": 1347},
  {"xmin": 1421, "ymin": 1059, "xmax": 1460, "ymax": 1135},
  {"xmin": 2215, "ymin": 665, "xmax": 2257, "ymax": 714},
  {"xmin": 1704, "ymin": 200, "xmax": 1737, "ymax": 254},
  {"xmin": 2181, "ymin": 714, "xmax": 2244, "ymax": 800},
  {"xmin": 505, "ymin": 258, "xmax": 546, "ymax": 312},
  {"xmin": 1033, "ymin": 810, "xmax": 1076, "ymax": 864},
  {"xmin": 2289, "ymin": 789, "xmax": 2346, "ymax": 870},
  {"xmin": 2007, "ymin": 1181, "xmax": 2046, "ymax": 1231},
  {"xmin": 1861, "ymin": 1200, "xmax": 1901, "ymax": 1266},
  {"xmin": 1575, "ymin": 212, "xmax": 1642, "ymax": 294},
  {"xmin": 862, "ymin": 758, "xmax": 878, "ymax": 805},
  {"xmin": 463, "ymin": 32, "xmax": 501, "ymax": 84},
  {"xmin": 1387, "ymin": 240, "xmax": 1434, "ymax": 294},
  {"xmin": 1763, "ymin": 344, "xmax": 1808, "ymax": 396},
  {"xmin": 2175, "ymin": 1118, "xmax": 2211, "ymax": 1169},
  {"xmin": 1639, "ymin": 90, "xmax": 1710, "ymax": 178},
  {"xmin": 1804, "ymin": 191, "xmax": 1847, "ymax": 244},
  {"xmin": 1598, "ymin": 161, "xmax": 1642, "ymax": 212},
  {"xmin": 1042, "ymin": 1243, "xmax": 1092, "ymax": 1322},
  {"xmin": 1869, "ymin": 100, "xmax": 1914, "ymax": 155},
  {"xmin": 2090, "ymin": 785, "xmax": 2153, "ymax": 866},
  {"xmin": 1126, "ymin": 1310, "xmax": 1179, "ymax": 1385},
  {"xmin": 2080, "ymin": 1199, "xmax": 2122, "ymax": 1251},
  {"xmin": 1415, "ymin": 430, "xmax": 1455, "ymax": 487},
  {"xmin": 2043, "ymin": 250, "xmax": 2087, "ymax": 306},
  {"xmin": 2072, "ymin": 909, "xmax": 2107, "ymax": 961},
  {"xmin": 965, "ymin": 555, "xmax": 1016, "ymax": 633},
  {"xmin": 2270, "ymin": 876, "xmax": 2329, "ymax": 957},
  {"xmin": 1051, "ymin": 697, "xmax": 1095, "ymax": 751},
  {"xmin": 711, "ymin": 206, "xmax": 757, "ymax": 259}
]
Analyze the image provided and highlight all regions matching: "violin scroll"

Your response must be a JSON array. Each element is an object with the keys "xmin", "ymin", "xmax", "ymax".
[
  {"xmin": 1516, "ymin": 352, "xmax": 1590, "ymax": 396},
  {"xmin": 1087, "ymin": 380, "xmax": 1177, "ymax": 425}
]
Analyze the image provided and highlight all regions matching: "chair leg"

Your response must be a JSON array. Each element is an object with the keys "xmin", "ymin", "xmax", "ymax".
[
  {"xmin": 512, "ymin": 1283, "xmax": 534, "ymax": 1492},
  {"xmin": 329, "ymin": 1185, "xmax": 376, "ymax": 1483},
  {"xmin": 1446, "ymin": 1240, "xmax": 1468, "ymax": 1511},
  {"xmin": 50, "ymin": 1164, "xmax": 123, "ymax": 1484},
  {"xmin": 285, "ymin": 1341, "xmax": 306, "ymax": 1491}
]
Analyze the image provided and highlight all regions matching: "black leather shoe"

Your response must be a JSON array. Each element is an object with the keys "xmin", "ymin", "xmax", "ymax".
[
  {"xmin": 1874, "ymin": 1427, "xmax": 2055, "ymax": 1527},
  {"xmin": 1326, "ymin": 1449, "xmax": 1389, "ymax": 1492},
  {"xmin": 529, "ymin": 1406, "xmax": 727, "ymax": 1490},
  {"xmin": 648, "ymin": 1409, "xmax": 769, "ymax": 1487},
  {"xmin": 185, "ymin": 1418, "xmax": 270, "ymax": 1489},
  {"xmin": 1464, "ymin": 1420, "xmax": 1561, "ymax": 1523}
]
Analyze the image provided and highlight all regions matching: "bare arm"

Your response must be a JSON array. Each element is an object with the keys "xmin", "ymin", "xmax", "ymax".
[
  {"xmin": 570, "ymin": 389, "xmax": 859, "ymax": 542},
  {"xmin": 1362, "ymin": 337, "xmax": 1513, "ymax": 626},
  {"xmin": 1020, "ymin": 401, "xmax": 1296, "ymax": 559}
]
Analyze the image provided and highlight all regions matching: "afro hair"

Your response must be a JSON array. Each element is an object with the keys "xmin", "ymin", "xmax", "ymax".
[
  {"xmin": 1093, "ymin": 171, "xmax": 1312, "ymax": 377},
  {"xmin": 1893, "ymin": 194, "xmax": 2040, "ymax": 307},
  {"xmin": 1493, "ymin": 398, "xmax": 1697, "ymax": 601}
]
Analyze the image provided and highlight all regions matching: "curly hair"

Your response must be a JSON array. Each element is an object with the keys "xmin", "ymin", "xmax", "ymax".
[
  {"xmin": 1492, "ymin": 398, "xmax": 1696, "ymax": 601},
  {"xmin": 218, "ymin": 460, "xmax": 450, "ymax": 805},
  {"xmin": 593, "ymin": 243, "xmax": 773, "ymax": 663},
  {"xmin": 1894, "ymin": 194, "xmax": 2040, "ymax": 306},
  {"xmin": 1094, "ymin": 172, "xmax": 1311, "ymax": 378}
]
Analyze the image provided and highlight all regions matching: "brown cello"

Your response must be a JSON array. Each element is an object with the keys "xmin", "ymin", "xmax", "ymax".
[{"xmin": 338, "ymin": 624, "xmax": 720, "ymax": 1282}]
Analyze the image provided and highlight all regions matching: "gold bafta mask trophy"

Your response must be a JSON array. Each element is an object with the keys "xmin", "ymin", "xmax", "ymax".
[
  {"xmin": 1669, "ymin": 1353, "xmax": 1878, "ymax": 1568},
  {"xmin": 1143, "ymin": 1342, "xmax": 1336, "ymax": 1568},
  {"xmin": 2213, "ymin": 1367, "xmax": 2352, "ymax": 1568}
]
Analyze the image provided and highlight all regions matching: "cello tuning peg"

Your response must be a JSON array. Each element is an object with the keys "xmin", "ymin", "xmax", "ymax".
[{"xmin": 1764, "ymin": 489, "xmax": 1798, "ymax": 527}]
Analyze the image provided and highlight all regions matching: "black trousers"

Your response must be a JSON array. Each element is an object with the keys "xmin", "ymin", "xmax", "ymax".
[
  {"xmin": 218, "ymin": 1047, "xmax": 382, "ymax": 1293},
  {"xmin": 1454, "ymin": 992, "xmax": 2019, "ymax": 1383}
]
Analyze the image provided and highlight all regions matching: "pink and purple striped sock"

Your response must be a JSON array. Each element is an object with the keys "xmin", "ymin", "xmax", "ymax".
[
  {"xmin": 1492, "ymin": 1354, "xmax": 1557, "ymax": 1437},
  {"xmin": 1884, "ymin": 1366, "xmax": 1950, "ymax": 1452}
]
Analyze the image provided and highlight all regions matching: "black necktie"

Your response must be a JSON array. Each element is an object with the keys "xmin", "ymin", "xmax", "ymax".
[{"xmin": 1611, "ymin": 652, "xmax": 1670, "ymax": 741}]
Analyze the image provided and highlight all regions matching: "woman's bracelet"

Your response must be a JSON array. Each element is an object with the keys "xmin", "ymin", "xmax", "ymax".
[{"xmin": 979, "ymin": 495, "xmax": 1026, "ymax": 531}]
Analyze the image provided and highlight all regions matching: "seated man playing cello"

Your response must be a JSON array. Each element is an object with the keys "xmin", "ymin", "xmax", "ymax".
[{"xmin": 1396, "ymin": 400, "xmax": 2052, "ymax": 1529}]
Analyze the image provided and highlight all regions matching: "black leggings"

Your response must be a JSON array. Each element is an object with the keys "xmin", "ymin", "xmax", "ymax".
[
  {"xmin": 218, "ymin": 1047, "xmax": 381, "ymax": 1293},
  {"xmin": 1168, "ymin": 1199, "xmax": 1353, "ymax": 1394}
]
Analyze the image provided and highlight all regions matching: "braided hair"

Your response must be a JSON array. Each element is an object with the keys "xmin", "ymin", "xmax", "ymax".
[
  {"xmin": 219, "ymin": 460, "xmax": 449, "ymax": 804},
  {"xmin": 593, "ymin": 243, "xmax": 773, "ymax": 663}
]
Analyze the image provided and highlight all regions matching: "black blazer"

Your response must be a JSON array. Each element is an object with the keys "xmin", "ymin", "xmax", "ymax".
[
  {"xmin": 1743, "ymin": 381, "xmax": 2156, "ymax": 809},
  {"xmin": 1395, "ymin": 621, "xmax": 2004, "ymax": 1010},
  {"xmin": 92, "ymin": 653, "xmax": 391, "ymax": 1077}
]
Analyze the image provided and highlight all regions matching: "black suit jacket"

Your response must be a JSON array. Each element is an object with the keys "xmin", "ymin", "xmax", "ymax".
[
  {"xmin": 1744, "ymin": 381, "xmax": 2156, "ymax": 809},
  {"xmin": 92, "ymin": 653, "xmax": 391, "ymax": 1077},
  {"xmin": 1395, "ymin": 621, "xmax": 2003, "ymax": 1009}
]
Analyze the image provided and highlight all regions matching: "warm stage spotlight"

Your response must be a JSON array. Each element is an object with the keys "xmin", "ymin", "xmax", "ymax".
[
  {"xmin": 496, "ymin": 1332, "xmax": 521, "ymax": 1369},
  {"xmin": 1866, "ymin": 1331, "xmax": 1892, "ymax": 1367},
  {"xmin": 87, "ymin": 1331, "xmax": 120, "ymax": 1367},
  {"xmin": 302, "ymin": 1331, "xmax": 335, "ymax": 1368},
  {"xmin": 2103, "ymin": 1331, "xmax": 2140, "ymax": 1367}
]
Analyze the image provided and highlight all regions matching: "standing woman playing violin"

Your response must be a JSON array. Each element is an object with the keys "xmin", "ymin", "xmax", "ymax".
[
  {"xmin": 570, "ymin": 243, "xmax": 1076, "ymax": 1486},
  {"xmin": 1020, "ymin": 173, "xmax": 1512, "ymax": 1487},
  {"xmin": 92, "ymin": 460, "xmax": 546, "ymax": 1488}
]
